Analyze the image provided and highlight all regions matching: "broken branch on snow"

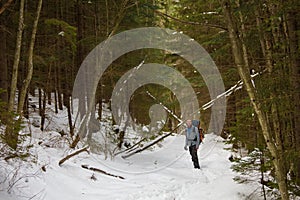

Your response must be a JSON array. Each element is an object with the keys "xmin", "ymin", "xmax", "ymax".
[
  {"xmin": 81, "ymin": 164, "xmax": 125, "ymax": 180},
  {"xmin": 58, "ymin": 146, "xmax": 89, "ymax": 166}
]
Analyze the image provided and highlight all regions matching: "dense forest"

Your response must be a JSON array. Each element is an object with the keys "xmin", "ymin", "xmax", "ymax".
[{"xmin": 0, "ymin": 0, "xmax": 299, "ymax": 199}]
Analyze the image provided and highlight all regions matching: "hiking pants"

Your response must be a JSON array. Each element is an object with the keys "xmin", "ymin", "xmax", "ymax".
[{"xmin": 189, "ymin": 145, "xmax": 200, "ymax": 169}]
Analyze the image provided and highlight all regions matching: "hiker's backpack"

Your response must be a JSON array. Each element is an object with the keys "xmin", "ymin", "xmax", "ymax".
[{"xmin": 192, "ymin": 120, "xmax": 204, "ymax": 144}]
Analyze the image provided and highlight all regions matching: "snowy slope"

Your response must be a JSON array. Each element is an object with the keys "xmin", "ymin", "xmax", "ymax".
[{"xmin": 0, "ymin": 132, "xmax": 263, "ymax": 200}]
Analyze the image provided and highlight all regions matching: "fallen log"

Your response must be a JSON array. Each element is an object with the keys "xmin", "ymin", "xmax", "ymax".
[
  {"xmin": 59, "ymin": 146, "xmax": 89, "ymax": 166},
  {"xmin": 81, "ymin": 164, "xmax": 125, "ymax": 180},
  {"xmin": 114, "ymin": 137, "xmax": 146, "ymax": 156},
  {"xmin": 121, "ymin": 121, "xmax": 185, "ymax": 159}
]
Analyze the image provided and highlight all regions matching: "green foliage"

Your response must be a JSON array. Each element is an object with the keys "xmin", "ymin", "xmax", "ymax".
[
  {"xmin": 44, "ymin": 18, "xmax": 77, "ymax": 52},
  {"xmin": 232, "ymin": 148, "xmax": 278, "ymax": 196},
  {"xmin": 232, "ymin": 149, "xmax": 272, "ymax": 174},
  {"xmin": 228, "ymin": 95, "xmax": 265, "ymax": 151}
]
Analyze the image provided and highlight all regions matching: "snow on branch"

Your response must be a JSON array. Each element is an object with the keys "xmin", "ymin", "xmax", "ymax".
[
  {"xmin": 146, "ymin": 91, "xmax": 182, "ymax": 123},
  {"xmin": 201, "ymin": 71, "xmax": 262, "ymax": 111}
]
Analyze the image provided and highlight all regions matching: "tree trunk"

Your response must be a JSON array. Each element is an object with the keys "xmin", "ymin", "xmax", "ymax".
[
  {"xmin": 40, "ymin": 90, "xmax": 46, "ymax": 131},
  {"xmin": 63, "ymin": 93, "xmax": 74, "ymax": 137},
  {"xmin": 221, "ymin": 1, "xmax": 289, "ymax": 199},
  {"xmin": 47, "ymin": 90, "xmax": 51, "ymax": 105},
  {"xmin": 54, "ymin": 89, "xmax": 58, "ymax": 114},
  {"xmin": 0, "ymin": 17, "xmax": 8, "ymax": 103},
  {"xmin": 286, "ymin": 8, "xmax": 300, "ymax": 184},
  {"xmin": 76, "ymin": 0, "xmax": 86, "ymax": 119},
  {"xmin": 38, "ymin": 87, "xmax": 42, "ymax": 116},
  {"xmin": 23, "ymin": 93, "xmax": 29, "ymax": 118},
  {"xmin": 56, "ymin": 63, "xmax": 63, "ymax": 110},
  {"xmin": 8, "ymin": 0, "xmax": 25, "ymax": 112},
  {"xmin": 18, "ymin": 0, "xmax": 43, "ymax": 114},
  {"xmin": 256, "ymin": 1, "xmax": 287, "ymax": 187},
  {"xmin": 260, "ymin": 152, "xmax": 267, "ymax": 200},
  {"xmin": 53, "ymin": 59, "xmax": 58, "ymax": 114},
  {"xmin": 4, "ymin": 0, "xmax": 25, "ymax": 149}
]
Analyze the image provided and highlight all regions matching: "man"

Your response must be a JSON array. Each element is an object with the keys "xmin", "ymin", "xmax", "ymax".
[{"xmin": 184, "ymin": 119, "xmax": 200, "ymax": 169}]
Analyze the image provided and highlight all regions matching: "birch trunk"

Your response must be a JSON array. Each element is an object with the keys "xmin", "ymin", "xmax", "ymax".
[{"xmin": 17, "ymin": 0, "xmax": 43, "ymax": 114}]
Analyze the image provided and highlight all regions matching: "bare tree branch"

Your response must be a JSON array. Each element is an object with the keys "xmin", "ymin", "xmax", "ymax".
[
  {"xmin": 81, "ymin": 164, "xmax": 125, "ymax": 180},
  {"xmin": 153, "ymin": 9, "xmax": 228, "ymax": 31},
  {"xmin": 0, "ymin": 0, "xmax": 14, "ymax": 15}
]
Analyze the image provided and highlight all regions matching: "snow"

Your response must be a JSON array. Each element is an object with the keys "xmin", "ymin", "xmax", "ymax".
[
  {"xmin": 142, "ymin": 125, "xmax": 149, "ymax": 133},
  {"xmin": 58, "ymin": 31, "xmax": 65, "ymax": 37},
  {"xmin": 0, "ymin": 96, "xmax": 263, "ymax": 200},
  {"xmin": 0, "ymin": 132, "xmax": 263, "ymax": 200}
]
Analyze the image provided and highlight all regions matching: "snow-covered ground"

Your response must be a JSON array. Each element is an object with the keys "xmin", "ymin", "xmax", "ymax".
[
  {"xmin": 0, "ymin": 133, "xmax": 263, "ymax": 200},
  {"xmin": 0, "ymin": 97, "xmax": 263, "ymax": 200}
]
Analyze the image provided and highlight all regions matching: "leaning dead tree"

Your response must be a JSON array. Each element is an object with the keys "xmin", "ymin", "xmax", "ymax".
[
  {"xmin": 120, "ymin": 70, "xmax": 264, "ymax": 159},
  {"xmin": 121, "ymin": 123, "xmax": 184, "ymax": 159}
]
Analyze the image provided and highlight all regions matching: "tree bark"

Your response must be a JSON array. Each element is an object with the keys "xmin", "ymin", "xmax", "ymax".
[
  {"xmin": 38, "ymin": 87, "xmax": 42, "ymax": 115},
  {"xmin": 0, "ymin": 17, "xmax": 8, "ymax": 102},
  {"xmin": 56, "ymin": 66, "xmax": 63, "ymax": 111},
  {"xmin": 4, "ymin": 0, "xmax": 25, "ymax": 149},
  {"xmin": 40, "ymin": 91, "xmax": 45, "ymax": 131},
  {"xmin": 76, "ymin": 0, "xmax": 86, "ymax": 122},
  {"xmin": 8, "ymin": 0, "xmax": 25, "ymax": 112},
  {"xmin": 54, "ymin": 89, "xmax": 58, "ymax": 113},
  {"xmin": 221, "ymin": 1, "xmax": 289, "ymax": 199},
  {"xmin": 53, "ymin": 61, "xmax": 58, "ymax": 114},
  {"xmin": 17, "ymin": 0, "xmax": 43, "ymax": 114},
  {"xmin": 64, "ymin": 93, "xmax": 74, "ymax": 137}
]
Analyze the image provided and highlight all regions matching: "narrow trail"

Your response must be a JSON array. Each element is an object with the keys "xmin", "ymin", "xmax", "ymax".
[{"xmin": 0, "ymin": 133, "xmax": 262, "ymax": 200}]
